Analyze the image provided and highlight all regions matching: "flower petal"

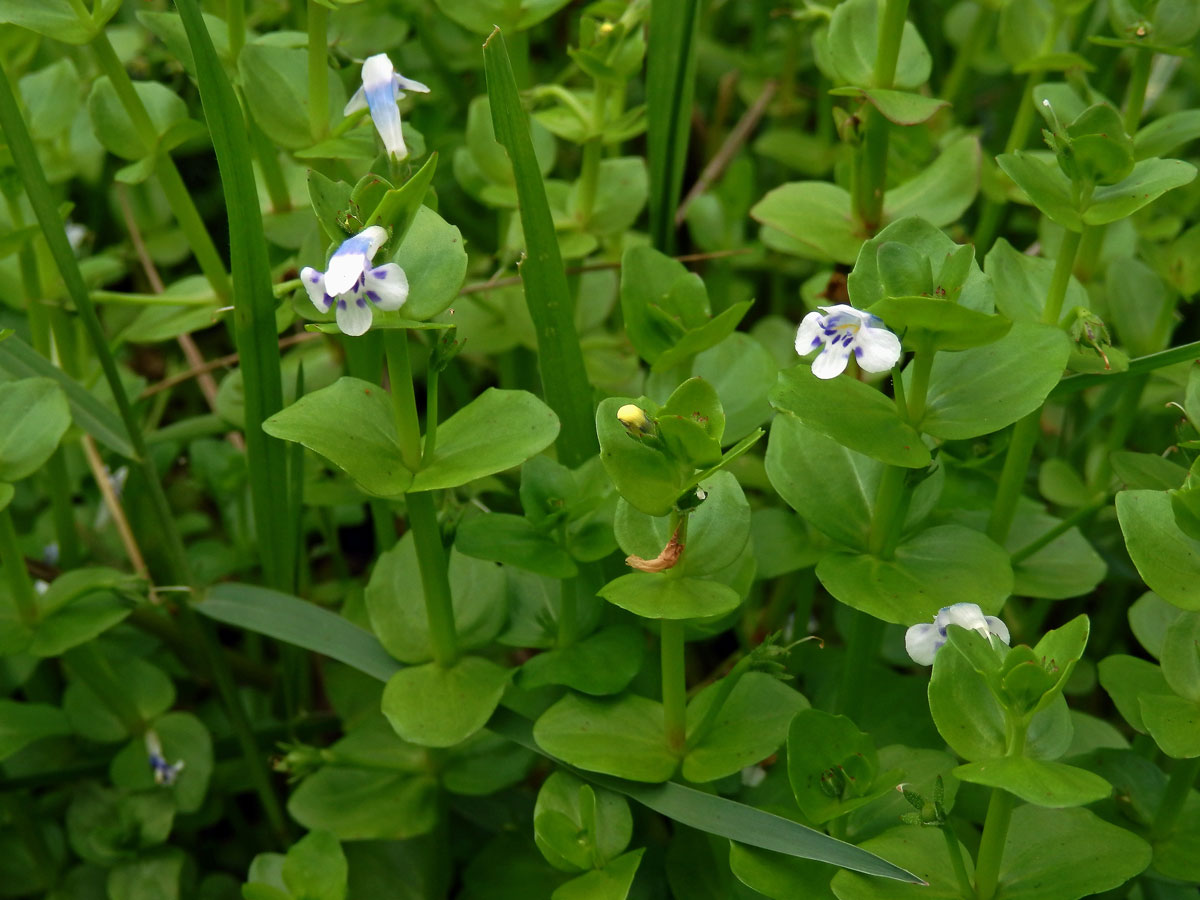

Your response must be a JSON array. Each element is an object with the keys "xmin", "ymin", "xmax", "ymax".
[
  {"xmin": 985, "ymin": 615, "xmax": 1011, "ymax": 646},
  {"xmin": 361, "ymin": 54, "xmax": 406, "ymax": 158},
  {"xmin": 811, "ymin": 344, "xmax": 852, "ymax": 379},
  {"xmin": 325, "ymin": 227, "xmax": 389, "ymax": 295},
  {"xmin": 795, "ymin": 311, "xmax": 826, "ymax": 355},
  {"xmin": 936, "ymin": 602, "xmax": 990, "ymax": 635},
  {"xmin": 853, "ymin": 325, "xmax": 902, "ymax": 373},
  {"xmin": 394, "ymin": 73, "xmax": 431, "ymax": 95},
  {"xmin": 343, "ymin": 84, "xmax": 367, "ymax": 116},
  {"xmin": 905, "ymin": 623, "xmax": 942, "ymax": 666},
  {"xmin": 363, "ymin": 264, "xmax": 409, "ymax": 311},
  {"xmin": 300, "ymin": 266, "xmax": 332, "ymax": 313},
  {"xmin": 335, "ymin": 292, "xmax": 373, "ymax": 337},
  {"xmin": 819, "ymin": 303, "xmax": 872, "ymax": 324}
]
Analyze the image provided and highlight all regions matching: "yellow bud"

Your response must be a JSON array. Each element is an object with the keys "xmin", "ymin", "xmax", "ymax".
[
  {"xmin": 599, "ymin": 21, "xmax": 615, "ymax": 35},
  {"xmin": 617, "ymin": 403, "xmax": 650, "ymax": 434}
]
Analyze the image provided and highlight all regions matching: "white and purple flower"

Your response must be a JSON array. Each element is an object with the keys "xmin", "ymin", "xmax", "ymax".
[
  {"xmin": 344, "ymin": 53, "xmax": 429, "ymax": 161},
  {"xmin": 301, "ymin": 225, "xmax": 409, "ymax": 337},
  {"xmin": 145, "ymin": 730, "xmax": 185, "ymax": 786},
  {"xmin": 795, "ymin": 304, "xmax": 902, "ymax": 379},
  {"xmin": 904, "ymin": 603, "xmax": 1011, "ymax": 666}
]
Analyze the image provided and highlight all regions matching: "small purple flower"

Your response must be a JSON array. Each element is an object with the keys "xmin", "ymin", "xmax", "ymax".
[
  {"xmin": 344, "ymin": 54, "xmax": 429, "ymax": 161},
  {"xmin": 300, "ymin": 226, "xmax": 410, "ymax": 337},
  {"xmin": 794, "ymin": 304, "xmax": 902, "ymax": 379},
  {"xmin": 145, "ymin": 731, "xmax": 185, "ymax": 786},
  {"xmin": 905, "ymin": 603, "xmax": 1011, "ymax": 666}
]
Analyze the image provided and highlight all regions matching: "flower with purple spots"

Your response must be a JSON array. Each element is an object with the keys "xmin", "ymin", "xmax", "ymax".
[
  {"xmin": 904, "ymin": 602, "xmax": 1011, "ymax": 666},
  {"xmin": 145, "ymin": 730, "xmax": 185, "ymax": 786},
  {"xmin": 300, "ymin": 225, "xmax": 409, "ymax": 336},
  {"xmin": 344, "ymin": 54, "xmax": 429, "ymax": 161},
  {"xmin": 794, "ymin": 303, "xmax": 902, "ymax": 379}
]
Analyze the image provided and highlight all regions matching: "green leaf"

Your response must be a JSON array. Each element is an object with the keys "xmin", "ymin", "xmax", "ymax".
[
  {"xmin": 1003, "ymin": 508, "xmax": 1106, "ymax": 600},
  {"xmin": 1083, "ymin": 157, "xmax": 1198, "ymax": 225},
  {"xmin": 283, "ymin": 831, "xmax": 347, "ymax": 900},
  {"xmin": 599, "ymin": 572, "xmax": 741, "ymax": 620},
  {"xmin": 994, "ymin": 806, "xmax": 1151, "ymax": 900},
  {"xmin": 996, "ymin": 151, "xmax": 1082, "ymax": 231},
  {"xmin": 262, "ymin": 377, "xmax": 413, "ymax": 498},
  {"xmin": 288, "ymin": 768, "xmax": 437, "ymax": 841},
  {"xmin": 483, "ymin": 27, "xmax": 596, "ymax": 467},
  {"xmin": 882, "ymin": 136, "xmax": 981, "ymax": 228},
  {"xmin": 552, "ymin": 850, "xmax": 644, "ymax": 900},
  {"xmin": 0, "ymin": 700, "xmax": 71, "ymax": 763},
  {"xmin": 867, "ymin": 298, "xmax": 1011, "ymax": 352},
  {"xmin": 238, "ymin": 42, "xmax": 344, "ymax": 149},
  {"xmin": 1110, "ymin": 451, "xmax": 1188, "ymax": 491},
  {"xmin": 985, "ymin": 238, "xmax": 1087, "ymax": 324},
  {"xmin": 1116, "ymin": 490, "xmax": 1200, "ymax": 610},
  {"xmin": 913, "ymin": 323, "xmax": 1071, "ymax": 439},
  {"xmin": 109, "ymin": 712, "xmax": 213, "ymax": 815},
  {"xmin": 411, "ymin": 388, "xmax": 559, "ymax": 491},
  {"xmin": 645, "ymin": 0, "xmax": 700, "ymax": 250},
  {"xmin": 769, "ymin": 366, "xmax": 930, "ymax": 468},
  {"xmin": 365, "ymin": 534, "xmax": 507, "ymax": 665},
  {"xmin": 787, "ymin": 709, "xmax": 889, "ymax": 824},
  {"xmin": 307, "ymin": 170, "xmax": 354, "ymax": 243},
  {"xmin": 199, "ymin": 583, "xmax": 401, "ymax": 683},
  {"xmin": 381, "ymin": 656, "xmax": 512, "ymax": 748},
  {"xmin": 1097, "ymin": 655, "xmax": 1170, "ymax": 733},
  {"xmin": 823, "ymin": 0, "xmax": 931, "ymax": 89},
  {"xmin": 435, "ymin": 0, "xmax": 573, "ymax": 34},
  {"xmin": 1133, "ymin": 109, "xmax": 1200, "ymax": 160},
  {"xmin": 1161, "ymin": 612, "xmax": 1200, "ymax": 702},
  {"xmin": 0, "ymin": 377, "xmax": 69, "ymax": 481},
  {"xmin": 953, "ymin": 757, "xmax": 1110, "ymax": 808},
  {"xmin": 520, "ymin": 625, "xmax": 644, "ymax": 696},
  {"xmin": 1129, "ymin": 591, "xmax": 1184, "ymax": 659},
  {"xmin": 457, "ymin": 513, "xmax": 577, "ymax": 578},
  {"xmin": 107, "ymin": 849, "xmax": 185, "ymax": 900},
  {"xmin": 1140, "ymin": 694, "xmax": 1200, "ymax": 758},
  {"xmin": 87, "ymin": 77, "xmax": 188, "ymax": 160},
  {"xmin": 694, "ymin": 333, "xmax": 779, "ymax": 444},
  {"xmin": 534, "ymin": 770, "xmax": 632, "ymax": 871},
  {"xmin": 829, "ymin": 87, "xmax": 947, "ymax": 125},
  {"xmin": 751, "ymin": 182, "xmax": 862, "ymax": 264},
  {"xmin": 63, "ymin": 655, "xmax": 174, "ymax": 742},
  {"xmin": 534, "ymin": 693, "xmax": 678, "ymax": 783},
  {"xmin": 596, "ymin": 396, "xmax": 691, "ymax": 517},
  {"xmin": 817, "ymin": 525, "xmax": 1013, "ymax": 625},
  {"xmin": 387, "ymin": 205, "xmax": 468, "ymax": 322},
  {"xmin": 0, "ymin": 0, "xmax": 98, "ymax": 43},
  {"xmin": 829, "ymin": 825, "xmax": 972, "ymax": 900},
  {"xmin": 684, "ymin": 673, "xmax": 808, "ymax": 784},
  {"xmin": 730, "ymin": 844, "xmax": 838, "ymax": 900}
]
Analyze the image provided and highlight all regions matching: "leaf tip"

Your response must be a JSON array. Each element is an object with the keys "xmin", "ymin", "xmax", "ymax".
[{"xmin": 483, "ymin": 24, "xmax": 501, "ymax": 48}]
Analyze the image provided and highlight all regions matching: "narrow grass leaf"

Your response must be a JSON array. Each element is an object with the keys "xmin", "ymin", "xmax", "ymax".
[
  {"xmin": 175, "ymin": 0, "xmax": 290, "ymax": 590},
  {"xmin": 646, "ymin": 0, "xmax": 700, "ymax": 252},
  {"xmin": 482, "ymin": 27, "xmax": 596, "ymax": 467}
]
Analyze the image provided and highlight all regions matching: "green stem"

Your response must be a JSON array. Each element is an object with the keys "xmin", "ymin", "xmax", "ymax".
[
  {"xmin": 973, "ymin": 790, "xmax": 1013, "ymax": 900},
  {"xmin": 383, "ymin": 331, "xmax": 423, "ymax": 471},
  {"xmin": 941, "ymin": 5, "xmax": 994, "ymax": 113},
  {"xmin": 557, "ymin": 576, "xmax": 578, "ymax": 648},
  {"xmin": 0, "ymin": 505, "xmax": 38, "ymax": 626},
  {"xmin": 660, "ymin": 617, "xmax": 687, "ymax": 756},
  {"xmin": 90, "ymin": 32, "xmax": 230, "ymax": 298},
  {"xmin": 227, "ymin": 0, "xmax": 245, "ymax": 60},
  {"xmin": 906, "ymin": 347, "xmax": 934, "ymax": 424},
  {"xmin": 855, "ymin": 105, "xmax": 891, "ymax": 234},
  {"xmin": 838, "ymin": 611, "xmax": 884, "ymax": 721},
  {"xmin": 868, "ymin": 464, "xmax": 908, "ymax": 559},
  {"xmin": 307, "ymin": 0, "xmax": 329, "ymax": 142},
  {"xmin": 422, "ymin": 366, "xmax": 440, "ymax": 467},
  {"xmin": 942, "ymin": 825, "xmax": 974, "ymax": 900},
  {"xmin": 1152, "ymin": 755, "xmax": 1200, "ymax": 840},
  {"xmin": 987, "ymin": 229, "xmax": 1081, "ymax": 542},
  {"xmin": 1123, "ymin": 47, "xmax": 1153, "ymax": 135},
  {"xmin": 873, "ymin": 0, "xmax": 910, "ymax": 88},
  {"xmin": 1009, "ymin": 497, "xmax": 1104, "ymax": 564},
  {"xmin": 250, "ymin": 119, "xmax": 291, "ymax": 212},
  {"xmin": 576, "ymin": 80, "xmax": 610, "ymax": 226},
  {"xmin": 406, "ymin": 491, "xmax": 459, "ymax": 667}
]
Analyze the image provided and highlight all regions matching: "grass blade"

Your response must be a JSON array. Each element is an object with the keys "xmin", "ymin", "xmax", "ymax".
[
  {"xmin": 0, "ymin": 335, "xmax": 136, "ymax": 460},
  {"xmin": 195, "ymin": 583, "xmax": 919, "ymax": 883},
  {"xmin": 646, "ymin": 0, "xmax": 700, "ymax": 252},
  {"xmin": 175, "ymin": 0, "xmax": 290, "ymax": 590},
  {"xmin": 483, "ymin": 27, "xmax": 597, "ymax": 468}
]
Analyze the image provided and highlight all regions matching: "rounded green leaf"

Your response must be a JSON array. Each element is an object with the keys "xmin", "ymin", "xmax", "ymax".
[
  {"xmin": 411, "ymin": 388, "xmax": 559, "ymax": 492},
  {"xmin": 1116, "ymin": 490, "xmax": 1200, "ymax": 610},
  {"xmin": 390, "ymin": 206, "xmax": 469, "ymax": 321},
  {"xmin": 829, "ymin": 87, "xmax": 947, "ymax": 126},
  {"xmin": 288, "ymin": 769, "xmax": 438, "ymax": 841},
  {"xmin": 787, "ymin": 709, "xmax": 888, "ymax": 824},
  {"xmin": 0, "ymin": 700, "xmax": 71, "ymax": 763},
  {"xmin": 684, "ymin": 672, "xmax": 809, "ymax": 784},
  {"xmin": 1161, "ymin": 611, "xmax": 1200, "ymax": 702},
  {"xmin": 882, "ymin": 136, "xmax": 982, "ymax": 229},
  {"xmin": 519, "ymin": 625, "xmax": 644, "ymax": 696},
  {"xmin": 598, "ymin": 572, "xmax": 742, "ymax": 620},
  {"xmin": 262, "ymin": 377, "xmax": 413, "ymax": 498},
  {"xmin": 534, "ymin": 770, "xmax": 632, "ymax": 872},
  {"xmin": 830, "ymin": 825, "xmax": 973, "ymax": 900},
  {"xmin": 381, "ymin": 656, "xmax": 511, "ymax": 748},
  {"xmin": 914, "ymin": 323, "xmax": 1071, "ymax": 440},
  {"xmin": 551, "ymin": 850, "xmax": 644, "ymax": 900},
  {"xmin": 238, "ymin": 42, "xmax": 345, "ymax": 149},
  {"xmin": 770, "ymin": 367, "xmax": 930, "ymax": 468},
  {"xmin": 996, "ymin": 151, "xmax": 1082, "ymax": 231},
  {"xmin": 868, "ymin": 298, "xmax": 1011, "ymax": 352},
  {"xmin": 824, "ymin": 0, "xmax": 931, "ymax": 89},
  {"xmin": 1140, "ymin": 694, "xmax": 1200, "ymax": 758},
  {"xmin": 283, "ymin": 830, "xmax": 347, "ymax": 900},
  {"xmin": 532, "ymin": 693, "xmax": 678, "ymax": 783},
  {"xmin": 0, "ymin": 377, "xmax": 70, "ymax": 482},
  {"xmin": 1083, "ymin": 157, "xmax": 1197, "ymax": 226},
  {"xmin": 953, "ymin": 757, "xmax": 1111, "ymax": 808},
  {"xmin": 597, "ymin": 396, "xmax": 691, "ymax": 516},
  {"xmin": 817, "ymin": 524, "xmax": 1012, "ymax": 625},
  {"xmin": 365, "ymin": 534, "xmax": 508, "ymax": 665},
  {"xmin": 86, "ymin": 77, "xmax": 188, "ymax": 160},
  {"xmin": 751, "ymin": 182, "xmax": 862, "ymax": 264},
  {"xmin": 731, "ymin": 843, "xmax": 838, "ymax": 900},
  {"xmin": 109, "ymin": 712, "xmax": 213, "ymax": 815}
]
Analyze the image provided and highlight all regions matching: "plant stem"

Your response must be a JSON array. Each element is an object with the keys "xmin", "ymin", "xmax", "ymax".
[
  {"xmin": 384, "ymin": 331, "xmax": 423, "ymax": 471},
  {"xmin": 973, "ymin": 789, "xmax": 1013, "ymax": 900},
  {"xmin": 660, "ymin": 617, "xmax": 687, "ymax": 756},
  {"xmin": 1152, "ymin": 755, "xmax": 1200, "ymax": 840},
  {"xmin": 249, "ymin": 119, "xmax": 292, "ymax": 212},
  {"xmin": 838, "ymin": 610, "xmax": 884, "ymax": 722},
  {"xmin": 0, "ymin": 505, "xmax": 38, "ymax": 626},
  {"xmin": 855, "ymin": 106, "xmax": 891, "ymax": 234},
  {"xmin": 576, "ymin": 80, "xmax": 610, "ymax": 226},
  {"xmin": 942, "ymin": 825, "xmax": 974, "ymax": 900},
  {"xmin": 906, "ymin": 346, "xmax": 934, "ymax": 424},
  {"xmin": 307, "ymin": 0, "xmax": 329, "ymax": 142},
  {"xmin": 422, "ymin": 366, "xmax": 440, "ymax": 466},
  {"xmin": 557, "ymin": 576, "xmax": 578, "ymax": 648},
  {"xmin": 987, "ymin": 229, "xmax": 1081, "ymax": 543},
  {"xmin": 1123, "ymin": 47, "xmax": 1153, "ymax": 135},
  {"xmin": 868, "ymin": 464, "xmax": 907, "ymax": 559},
  {"xmin": 407, "ymin": 491, "xmax": 459, "ymax": 667},
  {"xmin": 227, "ymin": 0, "xmax": 245, "ymax": 60},
  {"xmin": 1009, "ymin": 497, "xmax": 1104, "ymax": 564},
  {"xmin": 874, "ymin": 0, "xmax": 910, "ymax": 88},
  {"xmin": 89, "ymin": 31, "xmax": 230, "ymax": 298}
]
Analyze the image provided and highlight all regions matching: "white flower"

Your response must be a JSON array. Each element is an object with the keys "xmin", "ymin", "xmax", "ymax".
[
  {"xmin": 301, "ymin": 225, "xmax": 409, "ymax": 336},
  {"xmin": 905, "ymin": 602, "xmax": 1011, "ymax": 666},
  {"xmin": 344, "ymin": 53, "xmax": 430, "ymax": 161},
  {"xmin": 144, "ymin": 730, "xmax": 185, "ymax": 786},
  {"xmin": 794, "ymin": 304, "xmax": 902, "ymax": 379}
]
